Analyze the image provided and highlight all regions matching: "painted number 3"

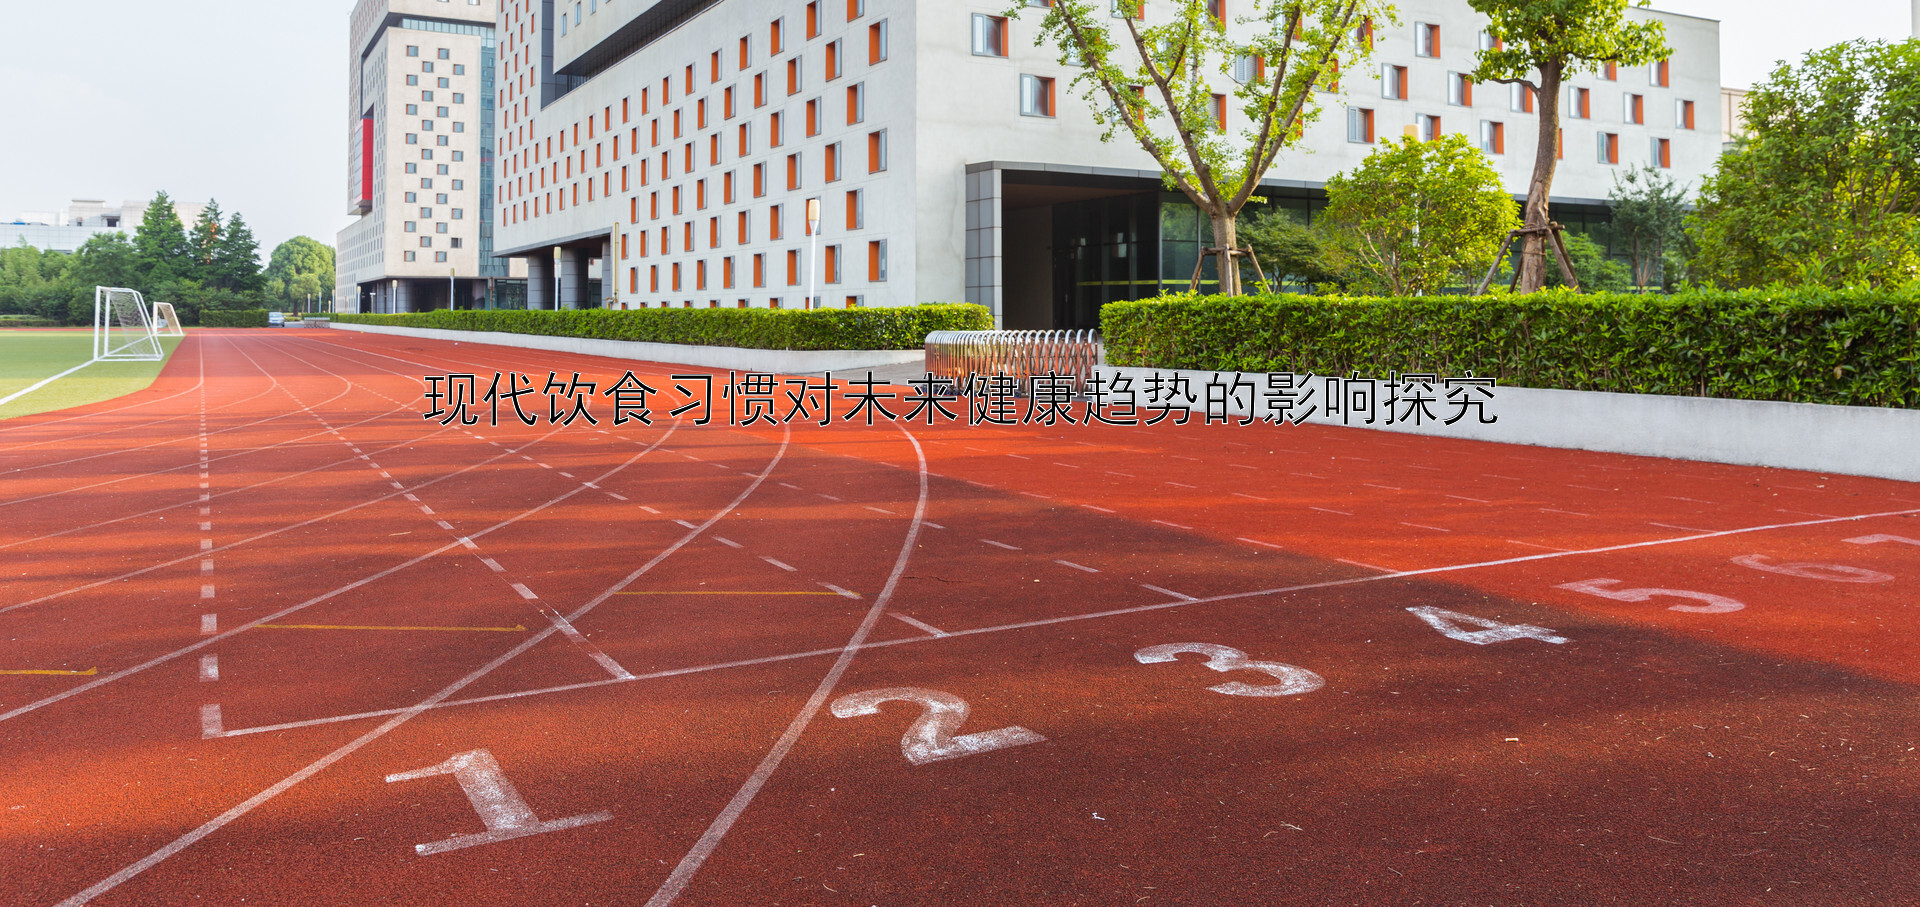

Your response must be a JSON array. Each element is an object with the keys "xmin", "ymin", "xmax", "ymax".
[{"xmin": 1134, "ymin": 643, "xmax": 1326, "ymax": 697}]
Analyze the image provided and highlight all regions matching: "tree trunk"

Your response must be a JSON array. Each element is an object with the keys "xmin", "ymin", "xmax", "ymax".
[
  {"xmin": 1520, "ymin": 62, "xmax": 1564, "ymax": 293},
  {"xmin": 1211, "ymin": 211, "xmax": 1242, "ymax": 295}
]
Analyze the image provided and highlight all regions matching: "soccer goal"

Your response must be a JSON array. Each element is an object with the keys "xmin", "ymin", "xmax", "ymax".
[
  {"xmin": 94, "ymin": 286, "xmax": 164, "ymax": 362},
  {"xmin": 152, "ymin": 302, "xmax": 184, "ymax": 337}
]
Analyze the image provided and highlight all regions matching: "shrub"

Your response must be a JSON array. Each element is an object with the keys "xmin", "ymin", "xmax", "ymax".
[
  {"xmin": 330, "ymin": 304, "xmax": 992, "ymax": 351},
  {"xmin": 1102, "ymin": 288, "xmax": 1920, "ymax": 408},
  {"xmin": 200, "ymin": 309, "xmax": 271, "ymax": 328}
]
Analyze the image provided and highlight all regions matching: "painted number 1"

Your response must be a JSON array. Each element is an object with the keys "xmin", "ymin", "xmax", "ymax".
[
  {"xmin": 385, "ymin": 749, "xmax": 611, "ymax": 855},
  {"xmin": 831, "ymin": 687, "xmax": 1046, "ymax": 765}
]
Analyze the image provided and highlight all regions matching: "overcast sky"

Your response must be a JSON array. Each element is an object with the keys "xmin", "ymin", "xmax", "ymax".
[{"xmin": 0, "ymin": 1, "xmax": 1911, "ymax": 256}]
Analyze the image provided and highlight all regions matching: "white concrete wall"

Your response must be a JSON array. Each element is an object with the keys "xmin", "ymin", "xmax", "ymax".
[{"xmin": 1098, "ymin": 366, "xmax": 1920, "ymax": 484}]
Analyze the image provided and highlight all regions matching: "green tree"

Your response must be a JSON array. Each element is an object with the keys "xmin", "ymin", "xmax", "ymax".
[
  {"xmin": 1470, "ymin": 0, "xmax": 1669, "ymax": 292},
  {"xmin": 1011, "ymin": 0, "xmax": 1388, "ymax": 294},
  {"xmin": 67, "ymin": 233, "xmax": 141, "ymax": 291},
  {"xmin": 265, "ymin": 235, "xmax": 336, "ymax": 306},
  {"xmin": 1237, "ymin": 207, "xmax": 1343, "ymax": 291},
  {"xmin": 1687, "ymin": 39, "xmax": 1920, "ymax": 289},
  {"xmin": 1543, "ymin": 231, "xmax": 1632, "ymax": 292},
  {"xmin": 1607, "ymin": 164, "xmax": 1689, "ymax": 289},
  {"xmin": 187, "ymin": 200, "xmax": 224, "ymax": 285},
  {"xmin": 1319, "ymin": 134, "xmax": 1520, "ymax": 296},
  {"xmin": 213, "ymin": 213, "xmax": 264, "ymax": 293},
  {"xmin": 133, "ymin": 192, "xmax": 190, "ymax": 285}
]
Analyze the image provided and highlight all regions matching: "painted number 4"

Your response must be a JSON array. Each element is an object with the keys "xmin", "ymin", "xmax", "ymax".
[
  {"xmin": 385, "ymin": 749, "xmax": 611, "ymax": 855},
  {"xmin": 831, "ymin": 688, "xmax": 1046, "ymax": 765},
  {"xmin": 1405, "ymin": 607, "xmax": 1568, "ymax": 645}
]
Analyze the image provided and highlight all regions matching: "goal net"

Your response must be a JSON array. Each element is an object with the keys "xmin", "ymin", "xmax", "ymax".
[
  {"xmin": 152, "ymin": 302, "xmax": 184, "ymax": 337},
  {"xmin": 94, "ymin": 287, "xmax": 164, "ymax": 362}
]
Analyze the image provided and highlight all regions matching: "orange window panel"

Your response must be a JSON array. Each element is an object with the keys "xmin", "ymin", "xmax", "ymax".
[
  {"xmin": 752, "ymin": 253, "xmax": 765, "ymax": 287},
  {"xmin": 786, "ymin": 250, "xmax": 799, "ymax": 286},
  {"xmin": 769, "ymin": 204, "xmax": 783, "ymax": 240}
]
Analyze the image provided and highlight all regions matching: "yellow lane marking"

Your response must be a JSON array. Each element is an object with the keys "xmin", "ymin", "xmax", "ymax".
[
  {"xmin": 257, "ymin": 623, "xmax": 528, "ymax": 633},
  {"xmin": 617, "ymin": 591, "xmax": 845, "ymax": 596},
  {"xmin": 0, "ymin": 668, "xmax": 99, "ymax": 676}
]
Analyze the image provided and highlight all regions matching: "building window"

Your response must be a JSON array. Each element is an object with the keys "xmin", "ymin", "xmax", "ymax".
[
  {"xmin": 1567, "ymin": 86, "xmax": 1590, "ymax": 119},
  {"xmin": 453, "ymin": 93, "xmax": 464, "ymax": 104},
  {"xmin": 451, "ymin": 150, "xmax": 463, "ymax": 161},
  {"xmin": 453, "ymin": 64, "xmax": 464, "ymax": 76},
  {"xmin": 787, "ymin": 58, "xmax": 802, "ymax": 95},
  {"xmin": 806, "ymin": 98, "xmax": 819, "ymax": 135},
  {"xmin": 1210, "ymin": 93, "xmax": 1226, "ymax": 131},
  {"xmin": 1676, "ymin": 98, "xmax": 1695, "ymax": 130},
  {"xmin": 407, "ymin": 75, "xmax": 418, "ymax": 86},
  {"xmin": 404, "ymin": 251, "xmax": 417, "ymax": 262},
  {"xmin": 1381, "ymin": 64, "xmax": 1408, "ymax": 100},
  {"xmin": 1601, "ymin": 61, "xmax": 1617, "ymax": 81},
  {"xmin": 1652, "ymin": 136, "xmax": 1671, "ymax": 168},
  {"xmin": 405, "ymin": 163, "xmax": 417, "ymax": 174},
  {"xmin": 437, "ymin": 48, "xmax": 450, "ymax": 60},
  {"xmin": 436, "ymin": 222, "xmax": 448, "ymax": 234},
  {"xmin": 770, "ymin": 204, "xmax": 784, "ymax": 240},
  {"xmin": 868, "ymin": 239, "xmax": 887, "ymax": 281},
  {"xmin": 1418, "ymin": 114, "xmax": 1441, "ymax": 142},
  {"xmin": 1625, "ymin": 93, "xmax": 1644, "ymax": 125},
  {"xmin": 827, "ymin": 40, "xmax": 842, "ymax": 80},
  {"xmin": 435, "ymin": 251, "xmax": 448, "ymax": 263},
  {"xmin": 1020, "ymin": 75, "xmax": 1056, "ymax": 117},
  {"xmin": 451, "ymin": 179, "xmax": 463, "ymax": 190},
  {"xmin": 787, "ymin": 153, "xmax": 801, "ymax": 190},
  {"xmin": 1448, "ymin": 73, "xmax": 1472, "ymax": 107},
  {"xmin": 869, "ymin": 20, "xmax": 888, "ymax": 64},
  {"xmin": 847, "ymin": 83, "xmax": 865, "ymax": 123},
  {"xmin": 406, "ymin": 45, "xmax": 419, "ymax": 57},
  {"xmin": 825, "ymin": 142, "xmax": 842, "ymax": 181},
  {"xmin": 406, "ymin": 104, "xmax": 418, "ymax": 115},
  {"xmin": 868, "ymin": 129, "xmax": 888, "ymax": 171},
  {"xmin": 436, "ymin": 135, "xmax": 448, "ymax": 146},
  {"xmin": 436, "ymin": 193, "xmax": 449, "ymax": 204},
  {"xmin": 1480, "ymin": 120, "xmax": 1504, "ymax": 154},
  {"xmin": 406, "ymin": 133, "xmax": 418, "ymax": 145},
  {"xmin": 1510, "ymin": 83, "xmax": 1534, "ymax": 113},
  {"xmin": 1346, "ymin": 107, "xmax": 1374, "ymax": 143},
  {"xmin": 1651, "ymin": 59, "xmax": 1670, "ymax": 87},
  {"xmin": 846, "ymin": 188, "xmax": 863, "ymax": 229},
  {"xmin": 452, "ymin": 208, "xmax": 464, "ymax": 219},
  {"xmin": 420, "ymin": 207, "xmax": 433, "ymax": 218},
  {"xmin": 1478, "ymin": 30, "xmax": 1502, "ymax": 51},
  {"xmin": 405, "ymin": 192, "xmax": 418, "ymax": 203},
  {"xmin": 453, "ymin": 122, "xmax": 465, "ymax": 133},
  {"xmin": 1415, "ymin": 22, "xmax": 1439, "ymax": 58},
  {"xmin": 1597, "ymin": 131, "xmax": 1619, "ymax": 164},
  {"xmin": 404, "ymin": 221, "xmax": 417, "ymax": 232},
  {"xmin": 848, "ymin": 0, "xmax": 864, "ymax": 20},
  {"xmin": 423, "ymin": 62, "xmax": 435, "ymax": 74},
  {"xmin": 451, "ymin": 238, "xmax": 463, "ymax": 249},
  {"xmin": 825, "ymin": 244, "xmax": 841, "ymax": 283},
  {"xmin": 972, "ymin": 14, "xmax": 1007, "ymax": 57},
  {"xmin": 420, "ymin": 236, "xmax": 433, "ymax": 247}
]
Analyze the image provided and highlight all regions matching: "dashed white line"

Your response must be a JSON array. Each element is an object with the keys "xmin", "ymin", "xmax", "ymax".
[
  {"xmin": 891, "ymin": 613, "xmax": 949, "ymax": 637},
  {"xmin": 560, "ymin": 472, "xmax": 575, "ymax": 478},
  {"xmin": 1230, "ymin": 464, "xmax": 1257, "ymax": 470},
  {"xmin": 1055, "ymin": 559, "xmax": 1099, "ymax": 573},
  {"xmin": 760, "ymin": 556, "xmax": 797, "ymax": 572},
  {"xmin": 1483, "ymin": 474, "xmax": 1522, "ymax": 481},
  {"xmin": 434, "ymin": 520, "xmax": 454, "ymax": 531},
  {"xmin": 675, "ymin": 519, "xmax": 700, "ymax": 529},
  {"xmin": 1335, "ymin": 557, "xmax": 1396, "ymax": 573},
  {"xmin": 200, "ymin": 560, "xmax": 213, "ymax": 574},
  {"xmin": 1106, "ymin": 471, "xmax": 1135, "ymax": 478},
  {"xmin": 1445, "ymin": 494, "xmax": 1491, "ymax": 503},
  {"xmin": 1309, "ymin": 506, "xmax": 1353, "ymax": 516},
  {"xmin": 1231, "ymin": 492, "xmax": 1267, "ymax": 501},
  {"xmin": 863, "ymin": 505, "xmax": 894, "ymax": 515},
  {"xmin": 1401, "ymin": 522, "xmax": 1451, "ymax": 532},
  {"xmin": 1650, "ymin": 521, "xmax": 1718, "ymax": 534},
  {"xmin": 1053, "ymin": 462, "xmax": 1080, "ymax": 469},
  {"xmin": 1139, "ymin": 583, "xmax": 1195, "ymax": 601},
  {"xmin": 199, "ymin": 539, "xmax": 213, "ymax": 552},
  {"xmin": 199, "ymin": 614, "xmax": 217, "ymax": 635},
  {"xmin": 1507, "ymin": 539, "xmax": 1571, "ymax": 552},
  {"xmin": 713, "ymin": 536, "xmax": 744, "ymax": 549},
  {"xmin": 510, "ymin": 583, "xmax": 539, "ymax": 600},
  {"xmin": 1364, "ymin": 483, "xmax": 1402, "ymax": 491},
  {"xmin": 1151, "ymin": 519, "xmax": 1192, "ymax": 530},
  {"xmin": 817, "ymin": 493, "xmax": 843, "ymax": 502},
  {"xmin": 607, "ymin": 493, "xmax": 629, "ymax": 501},
  {"xmin": 922, "ymin": 521, "xmax": 946, "ymax": 530},
  {"xmin": 1540, "ymin": 507, "xmax": 1591, "ymax": 517},
  {"xmin": 199, "ymin": 704, "xmax": 222, "ymax": 739},
  {"xmin": 778, "ymin": 482, "xmax": 801, "ymax": 490},
  {"xmin": 1165, "ymin": 481, "xmax": 1197, "ymax": 489},
  {"xmin": 480, "ymin": 557, "xmax": 506, "ymax": 572},
  {"xmin": 818, "ymin": 582, "xmax": 860, "ymax": 599},
  {"xmin": 981, "ymin": 539, "xmax": 1021, "ymax": 551},
  {"xmin": 199, "ymin": 584, "xmax": 215, "ymax": 600},
  {"xmin": 1081, "ymin": 504, "xmax": 1115, "ymax": 513},
  {"xmin": 199, "ymin": 655, "xmax": 218, "ymax": 682},
  {"xmin": 1237, "ymin": 537, "xmax": 1284, "ymax": 550},
  {"xmin": 1007, "ymin": 454, "xmax": 1030, "ymax": 460}
]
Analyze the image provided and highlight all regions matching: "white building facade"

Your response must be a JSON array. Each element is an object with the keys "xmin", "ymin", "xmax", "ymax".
[
  {"xmin": 338, "ymin": 0, "xmax": 525, "ymax": 313},
  {"xmin": 5, "ymin": 199, "xmax": 208, "ymax": 253},
  {"xmin": 493, "ymin": 0, "xmax": 1720, "ymax": 327}
]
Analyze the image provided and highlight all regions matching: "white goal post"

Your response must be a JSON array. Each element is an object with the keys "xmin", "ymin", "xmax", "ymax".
[
  {"xmin": 94, "ymin": 286, "xmax": 164, "ymax": 362},
  {"xmin": 152, "ymin": 302, "xmax": 184, "ymax": 337}
]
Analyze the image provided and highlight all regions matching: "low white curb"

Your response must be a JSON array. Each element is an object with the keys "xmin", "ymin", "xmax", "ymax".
[
  {"xmin": 328, "ymin": 322, "xmax": 923, "ymax": 373},
  {"xmin": 1097, "ymin": 366, "xmax": 1920, "ymax": 483}
]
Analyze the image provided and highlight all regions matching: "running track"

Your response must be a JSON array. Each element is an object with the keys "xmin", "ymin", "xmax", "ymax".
[{"xmin": 1, "ymin": 329, "xmax": 1915, "ymax": 906}]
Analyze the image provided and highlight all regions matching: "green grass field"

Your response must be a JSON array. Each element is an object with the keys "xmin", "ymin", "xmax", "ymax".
[{"xmin": 0, "ymin": 330, "xmax": 185, "ymax": 420}]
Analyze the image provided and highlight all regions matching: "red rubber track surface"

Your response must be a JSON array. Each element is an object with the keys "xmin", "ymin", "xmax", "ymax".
[{"xmin": 1, "ymin": 329, "xmax": 1915, "ymax": 906}]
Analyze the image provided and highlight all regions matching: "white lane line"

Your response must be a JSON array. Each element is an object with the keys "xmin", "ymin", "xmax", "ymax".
[
  {"xmin": 1445, "ymin": 494, "xmax": 1491, "ymax": 503},
  {"xmin": 1055, "ymin": 559, "xmax": 1099, "ymax": 573},
  {"xmin": 863, "ymin": 505, "xmax": 893, "ymax": 514},
  {"xmin": 200, "ymin": 614, "xmax": 217, "ymax": 635},
  {"xmin": 0, "ymin": 358, "xmax": 99, "ymax": 408},
  {"xmin": 1665, "ymin": 495, "xmax": 1716, "ymax": 504},
  {"xmin": 1290, "ymin": 472, "xmax": 1325, "ymax": 479},
  {"xmin": 713, "ymin": 536, "xmax": 744, "ymax": 549},
  {"xmin": 1335, "ymin": 557, "xmax": 1397, "ymax": 573},
  {"xmin": 1007, "ymin": 453, "xmax": 1030, "ymax": 460},
  {"xmin": 760, "ymin": 556, "xmax": 797, "ymax": 572},
  {"xmin": 479, "ymin": 557, "xmax": 505, "ymax": 572},
  {"xmin": 1777, "ymin": 508, "xmax": 1843, "ymax": 519},
  {"xmin": 638, "ymin": 505, "xmax": 660, "ymax": 514},
  {"xmin": 199, "ymin": 584, "xmax": 215, "ymax": 600},
  {"xmin": 675, "ymin": 519, "xmax": 699, "ymax": 529},
  {"xmin": 1231, "ymin": 492, "xmax": 1266, "ymax": 501},
  {"xmin": 1053, "ymin": 462, "xmax": 1080, "ymax": 469},
  {"xmin": 1230, "ymin": 464, "xmax": 1257, "ymax": 470},
  {"xmin": 1401, "ymin": 522, "xmax": 1451, "ymax": 532},
  {"xmin": 608, "ymin": 493, "xmax": 628, "ymax": 501},
  {"xmin": 1568, "ymin": 484, "xmax": 1614, "ymax": 493},
  {"xmin": 560, "ymin": 472, "xmax": 575, "ymax": 478},
  {"xmin": 419, "ymin": 505, "xmax": 435, "ymax": 515},
  {"xmin": 510, "ymin": 583, "xmax": 539, "ymax": 601},
  {"xmin": 1237, "ymin": 537, "xmax": 1284, "ymax": 550},
  {"xmin": 1151, "ymin": 519, "xmax": 1193, "ymax": 530},
  {"xmin": 1309, "ymin": 506, "xmax": 1353, "ymax": 516},
  {"xmin": 198, "ymin": 521, "xmax": 211, "ymax": 531},
  {"xmin": 200, "ymin": 560, "xmax": 213, "ymax": 574},
  {"xmin": 537, "ymin": 463, "xmax": 553, "ymax": 470},
  {"xmin": 922, "ymin": 521, "xmax": 946, "ymax": 530},
  {"xmin": 1541, "ymin": 508, "xmax": 1591, "ymax": 517},
  {"xmin": 457, "ymin": 537, "xmax": 478, "ymax": 551},
  {"xmin": 199, "ymin": 704, "xmax": 222, "ymax": 739},
  {"xmin": 199, "ymin": 539, "xmax": 213, "ymax": 552},
  {"xmin": 434, "ymin": 520, "xmax": 455, "ymax": 531},
  {"xmin": 1106, "ymin": 471, "xmax": 1134, "ymax": 478},
  {"xmin": 1165, "ymin": 481, "xmax": 1197, "ymax": 489},
  {"xmin": 199, "ymin": 655, "xmax": 218, "ymax": 682},
  {"xmin": 1482, "ymin": 474, "xmax": 1522, "ymax": 481},
  {"xmin": 403, "ymin": 493, "xmax": 419, "ymax": 502},
  {"xmin": 1364, "ymin": 483, "xmax": 1402, "ymax": 491},
  {"xmin": 981, "ymin": 539, "xmax": 1021, "ymax": 551},
  {"xmin": 1020, "ymin": 491, "xmax": 1053, "ymax": 500},
  {"xmin": 818, "ymin": 583, "xmax": 860, "ymax": 599},
  {"xmin": 1082, "ymin": 504, "xmax": 1115, "ymax": 513},
  {"xmin": 891, "ymin": 613, "xmax": 949, "ymax": 637},
  {"xmin": 1139, "ymin": 583, "xmax": 1195, "ymax": 601},
  {"xmin": 1171, "ymin": 455, "xmax": 1199, "ymax": 461},
  {"xmin": 778, "ymin": 482, "xmax": 801, "ymax": 490}
]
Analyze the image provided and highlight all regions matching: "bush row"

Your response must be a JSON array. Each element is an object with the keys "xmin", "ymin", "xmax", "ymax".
[
  {"xmin": 200, "ymin": 309, "xmax": 271, "ymax": 328},
  {"xmin": 1101, "ymin": 288, "xmax": 1920, "ymax": 409},
  {"xmin": 330, "ymin": 304, "xmax": 992, "ymax": 350}
]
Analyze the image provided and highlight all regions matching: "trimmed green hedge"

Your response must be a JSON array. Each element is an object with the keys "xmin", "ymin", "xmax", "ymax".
[
  {"xmin": 1102, "ymin": 288, "xmax": 1920, "ymax": 408},
  {"xmin": 331, "ymin": 304, "xmax": 992, "ymax": 351},
  {"xmin": 200, "ymin": 309, "xmax": 271, "ymax": 328}
]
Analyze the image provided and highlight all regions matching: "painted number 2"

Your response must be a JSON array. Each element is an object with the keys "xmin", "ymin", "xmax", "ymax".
[
  {"xmin": 385, "ymin": 749, "xmax": 611, "ymax": 855},
  {"xmin": 831, "ymin": 687, "xmax": 1046, "ymax": 765},
  {"xmin": 1134, "ymin": 643, "xmax": 1325, "ymax": 697}
]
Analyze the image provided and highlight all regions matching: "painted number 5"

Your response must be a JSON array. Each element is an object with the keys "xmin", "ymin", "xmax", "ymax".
[
  {"xmin": 831, "ymin": 687, "xmax": 1046, "ymax": 765},
  {"xmin": 1134, "ymin": 643, "xmax": 1325, "ymax": 697},
  {"xmin": 1556, "ymin": 578, "xmax": 1744, "ymax": 614}
]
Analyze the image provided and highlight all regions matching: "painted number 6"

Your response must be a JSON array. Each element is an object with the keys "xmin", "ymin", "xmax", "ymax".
[
  {"xmin": 1731, "ymin": 554, "xmax": 1892, "ymax": 584},
  {"xmin": 1556, "ymin": 578, "xmax": 1744, "ymax": 614},
  {"xmin": 1134, "ymin": 643, "xmax": 1325, "ymax": 697},
  {"xmin": 830, "ymin": 687, "xmax": 1046, "ymax": 765}
]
